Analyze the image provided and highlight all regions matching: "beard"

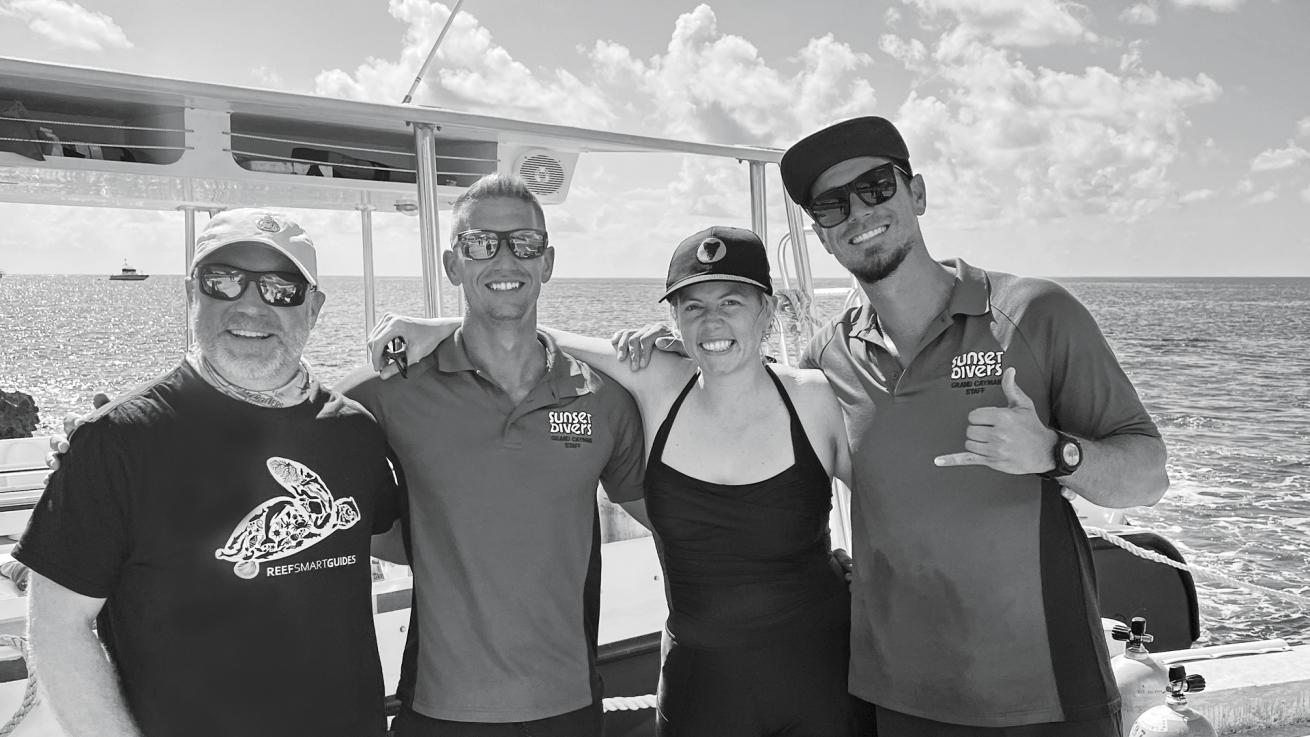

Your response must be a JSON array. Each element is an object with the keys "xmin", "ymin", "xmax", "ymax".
[
  {"xmin": 192, "ymin": 315, "xmax": 310, "ymax": 390},
  {"xmin": 849, "ymin": 239, "xmax": 913, "ymax": 284}
]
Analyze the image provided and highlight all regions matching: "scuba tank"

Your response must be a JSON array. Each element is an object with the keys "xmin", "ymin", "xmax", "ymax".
[
  {"xmin": 1112, "ymin": 617, "xmax": 1170, "ymax": 733},
  {"xmin": 1127, "ymin": 665, "xmax": 1216, "ymax": 737}
]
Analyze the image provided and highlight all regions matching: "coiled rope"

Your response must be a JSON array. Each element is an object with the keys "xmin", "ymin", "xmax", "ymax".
[
  {"xmin": 1084, "ymin": 527, "xmax": 1310, "ymax": 610},
  {"xmin": 0, "ymin": 635, "xmax": 38, "ymax": 736},
  {"xmin": 602, "ymin": 693, "xmax": 658, "ymax": 712}
]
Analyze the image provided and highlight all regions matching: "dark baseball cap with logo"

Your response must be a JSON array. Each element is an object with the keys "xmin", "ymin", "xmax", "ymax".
[
  {"xmin": 661, "ymin": 226, "xmax": 773, "ymax": 302},
  {"xmin": 780, "ymin": 116, "xmax": 913, "ymax": 207}
]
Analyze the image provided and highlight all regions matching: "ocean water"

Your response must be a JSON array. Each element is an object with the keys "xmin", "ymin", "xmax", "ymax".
[{"xmin": 1, "ymin": 274, "xmax": 1307, "ymax": 646}]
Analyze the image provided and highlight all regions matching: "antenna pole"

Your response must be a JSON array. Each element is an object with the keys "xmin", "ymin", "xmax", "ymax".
[{"xmin": 401, "ymin": 0, "xmax": 468, "ymax": 105}]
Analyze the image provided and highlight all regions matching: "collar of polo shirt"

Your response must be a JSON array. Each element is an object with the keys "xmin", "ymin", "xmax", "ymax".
[
  {"xmin": 852, "ymin": 258, "xmax": 992, "ymax": 343},
  {"xmin": 433, "ymin": 328, "xmax": 601, "ymax": 399}
]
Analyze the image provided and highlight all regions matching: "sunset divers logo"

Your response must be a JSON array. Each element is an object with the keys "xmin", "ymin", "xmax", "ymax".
[
  {"xmin": 950, "ymin": 351, "xmax": 1005, "ymax": 380},
  {"xmin": 949, "ymin": 350, "xmax": 1006, "ymax": 394},
  {"xmin": 549, "ymin": 410, "xmax": 593, "ymax": 448},
  {"xmin": 550, "ymin": 410, "xmax": 592, "ymax": 436},
  {"xmin": 215, "ymin": 457, "xmax": 361, "ymax": 580}
]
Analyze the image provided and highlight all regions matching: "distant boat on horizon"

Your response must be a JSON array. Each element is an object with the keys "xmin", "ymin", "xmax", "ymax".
[{"xmin": 109, "ymin": 261, "xmax": 148, "ymax": 281}]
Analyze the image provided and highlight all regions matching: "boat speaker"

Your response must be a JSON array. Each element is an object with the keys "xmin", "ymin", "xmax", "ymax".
[{"xmin": 507, "ymin": 147, "xmax": 577, "ymax": 204}]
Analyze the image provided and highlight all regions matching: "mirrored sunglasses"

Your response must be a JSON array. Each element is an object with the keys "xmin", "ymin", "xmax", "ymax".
[
  {"xmin": 194, "ymin": 263, "xmax": 314, "ymax": 307},
  {"xmin": 806, "ymin": 163, "xmax": 910, "ymax": 229},
  {"xmin": 454, "ymin": 229, "xmax": 549, "ymax": 260}
]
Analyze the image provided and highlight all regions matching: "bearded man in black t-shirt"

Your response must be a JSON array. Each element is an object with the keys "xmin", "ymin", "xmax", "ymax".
[{"xmin": 15, "ymin": 209, "xmax": 402, "ymax": 737}]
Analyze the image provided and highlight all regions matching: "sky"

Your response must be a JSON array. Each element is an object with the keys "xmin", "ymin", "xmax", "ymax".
[{"xmin": 1, "ymin": 0, "xmax": 1308, "ymax": 278}]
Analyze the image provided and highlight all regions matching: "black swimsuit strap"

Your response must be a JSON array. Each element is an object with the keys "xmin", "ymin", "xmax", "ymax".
[
  {"xmin": 650, "ymin": 370, "xmax": 700, "ymax": 465},
  {"xmin": 762, "ymin": 364, "xmax": 828, "ymax": 478},
  {"xmin": 649, "ymin": 365, "xmax": 826, "ymax": 478}
]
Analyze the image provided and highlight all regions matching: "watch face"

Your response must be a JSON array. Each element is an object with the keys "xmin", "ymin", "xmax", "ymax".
[{"xmin": 1060, "ymin": 440, "xmax": 1082, "ymax": 467}]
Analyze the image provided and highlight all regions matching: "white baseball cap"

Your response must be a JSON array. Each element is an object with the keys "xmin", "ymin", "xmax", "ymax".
[{"xmin": 191, "ymin": 209, "xmax": 318, "ymax": 286}]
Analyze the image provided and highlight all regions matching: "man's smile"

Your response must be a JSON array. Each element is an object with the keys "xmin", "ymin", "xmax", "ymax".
[
  {"xmin": 226, "ymin": 328, "xmax": 274, "ymax": 340},
  {"xmin": 850, "ymin": 225, "xmax": 889, "ymax": 245}
]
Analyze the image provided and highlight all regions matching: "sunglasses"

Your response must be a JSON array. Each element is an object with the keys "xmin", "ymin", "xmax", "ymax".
[
  {"xmin": 454, "ymin": 229, "xmax": 549, "ymax": 260},
  {"xmin": 193, "ymin": 264, "xmax": 314, "ymax": 307},
  {"xmin": 805, "ymin": 163, "xmax": 911, "ymax": 229}
]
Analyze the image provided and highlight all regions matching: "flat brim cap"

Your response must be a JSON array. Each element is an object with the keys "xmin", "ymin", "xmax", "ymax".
[
  {"xmin": 780, "ymin": 116, "xmax": 912, "ymax": 207},
  {"xmin": 191, "ymin": 208, "xmax": 318, "ymax": 286},
  {"xmin": 661, "ymin": 226, "xmax": 772, "ymax": 302}
]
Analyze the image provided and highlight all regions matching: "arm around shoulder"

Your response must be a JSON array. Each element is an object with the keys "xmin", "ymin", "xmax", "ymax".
[
  {"xmin": 546, "ymin": 326, "xmax": 691, "ymax": 405},
  {"xmin": 28, "ymin": 572, "xmax": 143, "ymax": 737}
]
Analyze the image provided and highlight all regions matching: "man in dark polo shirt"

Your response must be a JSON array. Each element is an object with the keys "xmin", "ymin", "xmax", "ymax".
[
  {"xmin": 779, "ymin": 118, "xmax": 1169, "ymax": 736},
  {"xmin": 338, "ymin": 173, "xmax": 647, "ymax": 737}
]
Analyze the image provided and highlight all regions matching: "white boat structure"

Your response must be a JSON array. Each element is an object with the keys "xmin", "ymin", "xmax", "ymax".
[{"xmin": 0, "ymin": 56, "xmax": 1306, "ymax": 737}]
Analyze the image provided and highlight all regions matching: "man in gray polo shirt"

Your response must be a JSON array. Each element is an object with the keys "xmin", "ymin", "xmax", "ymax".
[
  {"xmin": 779, "ymin": 118, "xmax": 1169, "ymax": 736},
  {"xmin": 338, "ymin": 173, "xmax": 646, "ymax": 737}
]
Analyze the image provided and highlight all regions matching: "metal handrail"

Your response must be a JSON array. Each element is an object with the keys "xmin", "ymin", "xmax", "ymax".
[
  {"xmin": 226, "ymin": 149, "xmax": 419, "ymax": 175},
  {"xmin": 0, "ymin": 115, "xmax": 190, "ymax": 133},
  {"xmin": 227, "ymin": 132, "xmax": 413, "ymax": 159},
  {"xmin": 0, "ymin": 137, "xmax": 191, "ymax": 151},
  {"xmin": 225, "ymin": 131, "xmax": 500, "ymax": 165}
]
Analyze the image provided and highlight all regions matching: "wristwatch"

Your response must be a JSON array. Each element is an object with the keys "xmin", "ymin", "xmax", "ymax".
[{"xmin": 1040, "ymin": 430, "xmax": 1083, "ymax": 479}]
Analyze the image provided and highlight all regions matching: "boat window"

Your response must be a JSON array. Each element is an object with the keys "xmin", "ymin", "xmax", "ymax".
[
  {"xmin": 0, "ymin": 88, "xmax": 186, "ymax": 165},
  {"xmin": 227, "ymin": 113, "xmax": 497, "ymax": 187}
]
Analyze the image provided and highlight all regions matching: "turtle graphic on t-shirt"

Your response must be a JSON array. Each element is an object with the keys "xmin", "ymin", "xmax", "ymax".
[{"xmin": 215, "ymin": 457, "xmax": 361, "ymax": 579}]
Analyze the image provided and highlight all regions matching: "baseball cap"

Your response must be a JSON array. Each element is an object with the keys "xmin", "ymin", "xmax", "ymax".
[
  {"xmin": 780, "ymin": 116, "xmax": 913, "ymax": 207},
  {"xmin": 661, "ymin": 226, "xmax": 772, "ymax": 302},
  {"xmin": 191, "ymin": 209, "xmax": 318, "ymax": 286}
]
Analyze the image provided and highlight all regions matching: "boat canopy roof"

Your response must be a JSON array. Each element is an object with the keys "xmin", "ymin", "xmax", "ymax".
[{"xmin": 0, "ymin": 56, "xmax": 783, "ymax": 213}]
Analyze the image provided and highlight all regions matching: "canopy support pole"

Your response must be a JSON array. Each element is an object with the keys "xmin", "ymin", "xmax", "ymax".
[
  {"xmin": 412, "ymin": 123, "xmax": 445, "ymax": 317},
  {"xmin": 358, "ymin": 204, "xmax": 378, "ymax": 335}
]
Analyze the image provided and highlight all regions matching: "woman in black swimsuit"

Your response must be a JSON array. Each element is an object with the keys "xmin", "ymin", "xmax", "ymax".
[
  {"xmin": 369, "ymin": 225, "xmax": 857, "ymax": 737},
  {"xmin": 616, "ymin": 227, "xmax": 855, "ymax": 737}
]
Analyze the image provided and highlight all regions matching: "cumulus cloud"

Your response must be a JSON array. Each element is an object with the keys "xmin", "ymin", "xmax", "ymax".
[
  {"xmin": 1179, "ymin": 189, "xmax": 1215, "ymax": 204},
  {"xmin": 880, "ymin": 34, "xmax": 931, "ymax": 74},
  {"xmin": 1170, "ymin": 0, "xmax": 1245, "ymax": 11},
  {"xmin": 1120, "ymin": 2, "xmax": 1160, "ymax": 25},
  {"xmin": 884, "ymin": 29, "xmax": 1220, "ymax": 225},
  {"xmin": 899, "ymin": 0, "xmax": 1096, "ymax": 47},
  {"xmin": 0, "ymin": 0, "xmax": 131, "ymax": 51},
  {"xmin": 1302, "ymin": 185, "xmax": 1310, "ymax": 204},
  {"xmin": 251, "ymin": 66, "xmax": 285, "ymax": 90},
  {"xmin": 1246, "ymin": 190, "xmax": 1277, "ymax": 205},
  {"xmin": 586, "ymin": 5, "xmax": 877, "ymax": 147},
  {"xmin": 1119, "ymin": 40, "xmax": 1144, "ymax": 73},
  {"xmin": 664, "ymin": 157, "xmax": 753, "ymax": 219},
  {"xmin": 314, "ymin": 0, "xmax": 614, "ymax": 127},
  {"xmin": 1297, "ymin": 117, "xmax": 1310, "ymax": 138},
  {"xmin": 1251, "ymin": 142, "xmax": 1310, "ymax": 172}
]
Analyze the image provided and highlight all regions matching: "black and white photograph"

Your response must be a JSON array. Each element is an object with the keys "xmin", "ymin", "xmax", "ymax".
[{"xmin": 1, "ymin": 1, "xmax": 1307, "ymax": 736}]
